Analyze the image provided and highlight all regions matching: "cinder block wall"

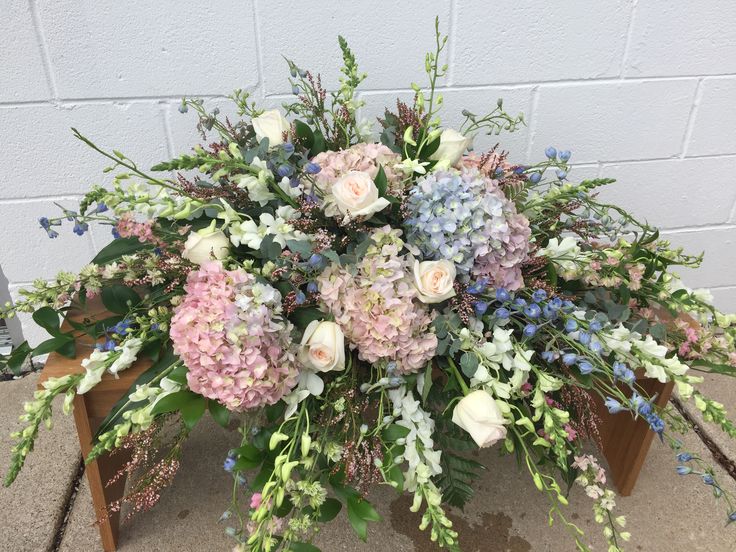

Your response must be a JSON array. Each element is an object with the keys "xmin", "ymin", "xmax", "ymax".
[{"xmin": 2, "ymin": 1, "xmax": 736, "ymax": 344}]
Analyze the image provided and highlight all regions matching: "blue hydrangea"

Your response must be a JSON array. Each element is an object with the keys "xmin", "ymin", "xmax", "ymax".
[{"xmin": 404, "ymin": 170, "xmax": 530, "ymax": 287}]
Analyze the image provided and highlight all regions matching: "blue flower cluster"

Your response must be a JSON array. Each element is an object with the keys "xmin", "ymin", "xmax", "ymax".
[
  {"xmin": 404, "ymin": 170, "xmax": 517, "ymax": 277},
  {"xmin": 605, "ymin": 391, "xmax": 665, "ymax": 438}
]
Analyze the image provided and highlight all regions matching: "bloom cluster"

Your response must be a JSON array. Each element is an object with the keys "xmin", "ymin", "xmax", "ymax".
[
  {"xmin": 404, "ymin": 169, "xmax": 530, "ymax": 288},
  {"xmin": 170, "ymin": 261, "xmax": 298, "ymax": 410},
  {"xmin": 318, "ymin": 227, "xmax": 437, "ymax": 374},
  {"xmin": 4, "ymin": 24, "xmax": 736, "ymax": 552}
]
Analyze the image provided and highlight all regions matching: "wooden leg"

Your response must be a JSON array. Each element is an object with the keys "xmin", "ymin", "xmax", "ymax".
[
  {"xmin": 594, "ymin": 378, "xmax": 675, "ymax": 496},
  {"xmin": 72, "ymin": 395, "xmax": 130, "ymax": 552}
]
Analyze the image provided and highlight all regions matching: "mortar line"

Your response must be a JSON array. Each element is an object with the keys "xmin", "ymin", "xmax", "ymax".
[{"xmin": 28, "ymin": 0, "xmax": 58, "ymax": 101}]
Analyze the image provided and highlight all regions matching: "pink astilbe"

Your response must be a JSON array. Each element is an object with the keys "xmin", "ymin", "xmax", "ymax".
[
  {"xmin": 311, "ymin": 143, "xmax": 402, "ymax": 194},
  {"xmin": 317, "ymin": 227, "xmax": 437, "ymax": 374},
  {"xmin": 170, "ymin": 261, "xmax": 298, "ymax": 411}
]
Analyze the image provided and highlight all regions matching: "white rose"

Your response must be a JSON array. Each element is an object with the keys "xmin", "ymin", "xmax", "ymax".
[
  {"xmin": 413, "ymin": 259, "xmax": 456, "ymax": 303},
  {"xmin": 331, "ymin": 171, "xmax": 390, "ymax": 218},
  {"xmin": 182, "ymin": 221, "xmax": 231, "ymax": 265},
  {"xmin": 298, "ymin": 320, "xmax": 346, "ymax": 373},
  {"xmin": 451, "ymin": 390, "xmax": 507, "ymax": 448},
  {"xmin": 252, "ymin": 109, "xmax": 290, "ymax": 146},
  {"xmin": 430, "ymin": 129, "xmax": 472, "ymax": 168}
]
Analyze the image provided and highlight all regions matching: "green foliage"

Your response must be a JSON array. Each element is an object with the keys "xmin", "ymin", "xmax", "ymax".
[
  {"xmin": 101, "ymin": 284, "xmax": 141, "ymax": 314},
  {"xmin": 94, "ymin": 346, "xmax": 178, "ymax": 438},
  {"xmin": 92, "ymin": 237, "xmax": 148, "ymax": 265},
  {"xmin": 434, "ymin": 410, "xmax": 486, "ymax": 509}
]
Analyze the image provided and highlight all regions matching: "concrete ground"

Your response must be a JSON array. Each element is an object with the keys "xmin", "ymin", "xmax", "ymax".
[{"xmin": 2, "ymin": 372, "xmax": 736, "ymax": 552}]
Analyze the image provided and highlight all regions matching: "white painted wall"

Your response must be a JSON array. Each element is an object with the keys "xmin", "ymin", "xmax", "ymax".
[{"xmin": 2, "ymin": 0, "xmax": 736, "ymax": 344}]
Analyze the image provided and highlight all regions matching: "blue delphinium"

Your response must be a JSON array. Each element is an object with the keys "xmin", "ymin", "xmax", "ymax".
[{"xmin": 604, "ymin": 397, "xmax": 625, "ymax": 414}]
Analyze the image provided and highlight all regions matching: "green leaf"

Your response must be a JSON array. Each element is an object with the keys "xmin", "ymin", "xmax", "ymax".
[
  {"xmin": 180, "ymin": 395, "xmax": 206, "ymax": 429},
  {"xmin": 311, "ymin": 130, "xmax": 326, "ymax": 156},
  {"xmin": 0, "ymin": 341, "xmax": 32, "ymax": 376},
  {"xmin": 290, "ymin": 307, "xmax": 323, "ymax": 331},
  {"xmin": 265, "ymin": 401, "xmax": 286, "ymax": 423},
  {"xmin": 92, "ymin": 237, "xmax": 148, "ymax": 265},
  {"xmin": 348, "ymin": 495, "xmax": 381, "ymax": 522},
  {"xmin": 167, "ymin": 363, "xmax": 189, "ymax": 385},
  {"xmin": 234, "ymin": 443, "xmax": 263, "ymax": 470},
  {"xmin": 94, "ymin": 347, "xmax": 177, "ymax": 438},
  {"xmin": 32, "ymin": 307, "xmax": 61, "ymax": 336},
  {"xmin": 101, "ymin": 285, "xmax": 141, "ymax": 315},
  {"xmin": 294, "ymin": 120, "xmax": 315, "ymax": 151},
  {"xmin": 316, "ymin": 498, "xmax": 342, "ymax": 522},
  {"xmin": 346, "ymin": 502, "xmax": 368, "ymax": 541},
  {"xmin": 374, "ymin": 165, "xmax": 388, "ymax": 197},
  {"xmin": 32, "ymin": 335, "xmax": 74, "ymax": 356},
  {"xmin": 288, "ymin": 543, "xmax": 321, "ymax": 552},
  {"xmin": 208, "ymin": 400, "xmax": 230, "ymax": 428},
  {"xmin": 387, "ymin": 464, "xmax": 404, "ymax": 493},
  {"xmin": 151, "ymin": 389, "xmax": 201, "ymax": 415},
  {"xmin": 460, "ymin": 352, "xmax": 479, "ymax": 377},
  {"xmin": 690, "ymin": 359, "xmax": 736, "ymax": 377},
  {"xmin": 421, "ymin": 363, "xmax": 433, "ymax": 404},
  {"xmin": 382, "ymin": 424, "xmax": 410, "ymax": 442},
  {"xmin": 57, "ymin": 339, "xmax": 77, "ymax": 358},
  {"xmin": 259, "ymin": 234, "xmax": 282, "ymax": 261}
]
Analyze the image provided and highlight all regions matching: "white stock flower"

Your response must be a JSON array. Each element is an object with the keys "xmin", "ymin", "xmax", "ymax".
[
  {"xmin": 298, "ymin": 320, "xmax": 346, "ymax": 373},
  {"xmin": 412, "ymin": 259, "xmax": 456, "ymax": 303},
  {"xmin": 252, "ymin": 109, "xmax": 290, "ymax": 146},
  {"xmin": 452, "ymin": 390, "xmax": 507, "ymax": 448},
  {"xmin": 429, "ymin": 128, "xmax": 472, "ymax": 168}
]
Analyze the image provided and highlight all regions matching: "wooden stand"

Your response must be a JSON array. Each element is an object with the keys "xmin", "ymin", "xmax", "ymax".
[
  {"xmin": 37, "ymin": 301, "xmax": 674, "ymax": 550},
  {"xmin": 38, "ymin": 300, "xmax": 151, "ymax": 552}
]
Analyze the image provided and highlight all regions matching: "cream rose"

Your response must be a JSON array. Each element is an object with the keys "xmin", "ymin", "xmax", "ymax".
[
  {"xmin": 413, "ymin": 259, "xmax": 456, "ymax": 303},
  {"xmin": 430, "ymin": 128, "xmax": 472, "ymax": 168},
  {"xmin": 452, "ymin": 390, "xmax": 507, "ymax": 448},
  {"xmin": 331, "ymin": 170, "xmax": 390, "ymax": 218},
  {"xmin": 298, "ymin": 320, "xmax": 346, "ymax": 373},
  {"xmin": 252, "ymin": 109, "xmax": 290, "ymax": 146},
  {"xmin": 182, "ymin": 221, "xmax": 231, "ymax": 265}
]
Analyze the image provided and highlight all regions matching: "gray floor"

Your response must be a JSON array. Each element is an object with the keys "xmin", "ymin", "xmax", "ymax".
[{"xmin": 2, "ymin": 372, "xmax": 736, "ymax": 551}]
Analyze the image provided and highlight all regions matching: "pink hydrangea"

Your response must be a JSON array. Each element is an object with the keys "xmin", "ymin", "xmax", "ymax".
[
  {"xmin": 170, "ymin": 261, "xmax": 298, "ymax": 411},
  {"xmin": 317, "ymin": 227, "xmax": 437, "ymax": 374},
  {"xmin": 311, "ymin": 143, "xmax": 403, "ymax": 194}
]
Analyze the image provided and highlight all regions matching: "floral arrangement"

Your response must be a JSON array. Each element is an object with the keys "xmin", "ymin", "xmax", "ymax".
[{"xmin": 3, "ymin": 21, "xmax": 736, "ymax": 552}]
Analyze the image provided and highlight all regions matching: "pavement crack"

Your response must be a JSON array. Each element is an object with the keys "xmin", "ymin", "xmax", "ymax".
[
  {"xmin": 671, "ymin": 396, "xmax": 736, "ymax": 483},
  {"xmin": 49, "ymin": 457, "xmax": 85, "ymax": 552}
]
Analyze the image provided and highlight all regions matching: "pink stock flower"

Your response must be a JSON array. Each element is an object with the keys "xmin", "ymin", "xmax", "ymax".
[
  {"xmin": 170, "ymin": 261, "xmax": 298, "ymax": 411},
  {"xmin": 317, "ymin": 227, "xmax": 437, "ymax": 374}
]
